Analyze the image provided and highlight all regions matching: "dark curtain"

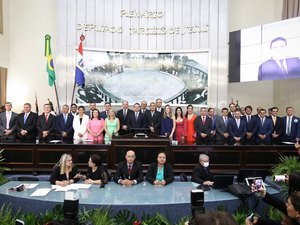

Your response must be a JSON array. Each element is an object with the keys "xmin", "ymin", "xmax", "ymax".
[{"xmin": 282, "ymin": 0, "xmax": 300, "ymax": 19}]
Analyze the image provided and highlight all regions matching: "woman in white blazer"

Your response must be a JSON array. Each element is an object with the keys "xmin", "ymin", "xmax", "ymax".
[{"xmin": 73, "ymin": 106, "xmax": 89, "ymax": 141}]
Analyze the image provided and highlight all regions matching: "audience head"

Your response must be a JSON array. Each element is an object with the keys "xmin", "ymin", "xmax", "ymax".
[
  {"xmin": 125, "ymin": 150, "xmax": 136, "ymax": 164},
  {"xmin": 240, "ymin": 107, "xmax": 246, "ymax": 115},
  {"xmin": 259, "ymin": 108, "xmax": 267, "ymax": 118},
  {"xmin": 43, "ymin": 103, "xmax": 51, "ymax": 114},
  {"xmin": 270, "ymin": 107, "xmax": 279, "ymax": 117},
  {"xmin": 77, "ymin": 106, "xmax": 85, "ymax": 115},
  {"xmin": 122, "ymin": 100, "xmax": 129, "ymax": 110},
  {"xmin": 141, "ymin": 100, "xmax": 147, "ymax": 109},
  {"xmin": 157, "ymin": 152, "xmax": 167, "ymax": 165},
  {"xmin": 199, "ymin": 107, "xmax": 207, "ymax": 117},
  {"xmin": 149, "ymin": 102, "xmax": 156, "ymax": 112},
  {"xmin": 229, "ymin": 103, "xmax": 236, "ymax": 113},
  {"xmin": 104, "ymin": 102, "xmax": 111, "ymax": 112},
  {"xmin": 4, "ymin": 102, "xmax": 12, "ymax": 111},
  {"xmin": 133, "ymin": 103, "xmax": 141, "ymax": 112},
  {"xmin": 221, "ymin": 108, "xmax": 229, "ymax": 117},
  {"xmin": 185, "ymin": 104, "xmax": 194, "ymax": 117},
  {"xmin": 256, "ymin": 106, "xmax": 262, "ymax": 114},
  {"xmin": 89, "ymin": 154, "xmax": 102, "ymax": 168},
  {"xmin": 61, "ymin": 104, "xmax": 69, "ymax": 114},
  {"xmin": 288, "ymin": 171, "xmax": 300, "ymax": 194},
  {"xmin": 89, "ymin": 103, "xmax": 96, "ymax": 110},
  {"xmin": 23, "ymin": 103, "xmax": 32, "ymax": 113},
  {"xmin": 108, "ymin": 109, "xmax": 116, "ymax": 119},
  {"xmin": 286, "ymin": 106, "xmax": 294, "ymax": 116},
  {"xmin": 244, "ymin": 105, "xmax": 252, "ymax": 115},
  {"xmin": 156, "ymin": 98, "xmax": 163, "ymax": 108},
  {"xmin": 208, "ymin": 107, "xmax": 215, "ymax": 117},
  {"xmin": 70, "ymin": 103, "xmax": 77, "ymax": 113},
  {"xmin": 163, "ymin": 104, "xmax": 172, "ymax": 118},
  {"xmin": 199, "ymin": 154, "xmax": 209, "ymax": 168},
  {"xmin": 235, "ymin": 109, "xmax": 242, "ymax": 119},
  {"xmin": 175, "ymin": 107, "xmax": 184, "ymax": 119},
  {"xmin": 287, "ymin": 192, "xmax": 300, "ymax": 222},
  {"xmin": 188, "ymin": 211, "xmax": 238, "ymax": 225},
  {"xmin": 57, "ymin": 153, "xmax": 73, "ymax": 174},
  {"xmin": 92, "ymin": 109, "xmax": 101, "ymax": 119}
]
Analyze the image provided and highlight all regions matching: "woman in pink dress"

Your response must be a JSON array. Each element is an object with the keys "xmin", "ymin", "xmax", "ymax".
[
  {"xmin": 185, "ymin": 104, "xmax": 196, "ymax": 144},
  {"xmin": 87, "ymin": 109, "xmax": 105, "ymax": 143},
  {"xmin": 174, "ymin": 107, "xmax": 187, "ymax": 144}
]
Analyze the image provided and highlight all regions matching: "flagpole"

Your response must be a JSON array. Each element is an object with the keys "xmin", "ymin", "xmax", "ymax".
[
  {"xmin": 71, "ymin": 81, "xmax": 76, "ymax": 105},
  {"xmin": 54, "ymin": 82, "xmax": 61, "ymax": 114}
]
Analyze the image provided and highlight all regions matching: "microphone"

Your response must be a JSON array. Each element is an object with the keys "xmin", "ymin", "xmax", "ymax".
[{"xmin": 100, "ymin": 172, "xmax": 108, "ymax": 188}]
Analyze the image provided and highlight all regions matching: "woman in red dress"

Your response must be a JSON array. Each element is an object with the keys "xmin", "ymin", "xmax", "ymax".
[
  {"xmin": 185, "ymin": 104, "xmax": 197, "ymax": 144},
  {"xmin": 174, "ymin": 107, "xmax": 187, "ymax": 144}
]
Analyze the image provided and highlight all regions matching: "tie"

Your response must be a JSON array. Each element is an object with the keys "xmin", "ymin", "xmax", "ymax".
[
  {"xmin": 45, "ymin": 114, "xmax": 48, "ymax": 123},
  {"xmin": 135, "ymin": 113, "xmax": 138, "ymax": 121},
  {"xmin": 287, "ymin": 117, "xmax": 291, "ymax": 136},
  {"xmin": 202, "ymin": 116, "xmax": 206, "ymax": 125},
  {"xmin": 151, "ymin": 111, "xmax": 154, "ymax": 117},
  {"xmin": 128, "ymin": 164, "xmax": 132, "ymax": 175},
  {"xmin": 6, "ymin": 112, "xmax": 11, "ymax": 129},
  {"xmin": 123, "ymin": 110, "xmax": 127, "ymax": 119},
  {"xmin": 247, "ymin": 115, "xmax": 250, "ymax": 123},
  {"xmin": 261, "ymin": 118, "xmax": 264, "ymax": 126},
  {"xmin": 279, "ymin": 59, "xmax": 287, "ymax": 74},
  {"xmin": 273, "ymin": 116, "xmax": 276, "ymax": 125},
  {"xmin": 24, "ymin": 113, "xmax": 27, "ymax": 124},
  {"xmin": 236, "ymin": 119, "xmax": 240, "ymax": 129},
  {"xmin": 224, "ymin": 117, "xmax": 227, "ymax": 125},
  {"xmin": 64, "ymin": 114, "xmax": 67, "ymax": 124}
]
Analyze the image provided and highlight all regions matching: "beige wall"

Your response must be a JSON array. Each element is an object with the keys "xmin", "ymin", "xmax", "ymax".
[
  {"xmin": 0, "ymin": 0, "xmax": 9, "ymax": 68},
  {"xmin": 6, "ymin": 0, "xmax": 57, "ymax": 113}
]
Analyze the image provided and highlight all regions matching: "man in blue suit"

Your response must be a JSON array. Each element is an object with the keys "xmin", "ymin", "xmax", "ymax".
[
  {"xmin": 56, "ymin": 104, "xmax": 74, "ymax": 142},
  {"xmin": 255, "ymin": 109, "xmax": 273, "ymax": 145},
  {"xmin": 282, "ymin": 106, "xmax": 300, "ymax": 143},
  {"xmin": 241, "ymin": 105, "xmax": 258, "ymax": 145},
  {"xmin": 228, "ymin": 110, "xmax": 246, "ymax": 145},
  {"xmin": 127, "ymin": 103, "xmax": 146, "ymax": 133},
  {"xmin": 258, "ymin": 37, "xmax": 300, "ymax": 81}
]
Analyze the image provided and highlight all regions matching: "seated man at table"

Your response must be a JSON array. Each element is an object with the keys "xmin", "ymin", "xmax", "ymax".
[
  {"xmin": 191, "ymin": 154, "xmax": 214, "ymax": 187},
  {"xmin": 113, "ymin": 150, "xmax": 143, "ymax": 186}
]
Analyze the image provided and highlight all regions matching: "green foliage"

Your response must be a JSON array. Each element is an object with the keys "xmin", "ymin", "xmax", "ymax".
[
  {"xmin": 272, "ymin": 155, "xmax": 300, "ymax": 176},
  {"xmin": 0, "ymin": 149, "xmax": 10, "ymax": 185},
  {"xmin": 18, "ymin": 212, "xmax": 38, "ymax": 225},
  {"xmin": 114, "ymin": 209, "xmax": 138, "ymax": 225},
  {"xmin": 175, "ymin": 216, "xmax": 191, "ymax": 225},
  {"xmin": 267, "ymin": 206, "xmax": 283, "ymax": 222},
  {"xmin": 38, "ymin": 204, "xmax": 64, "ymax": 224},
  {"xmin": 89, "ymin": 207, "xmax": 116, "ymax": 225},
  {"xmin": 141, "ymin": 213, "xmax": 171, "ymax": 225},
  {"xmin": 0, "ymin": 203, "xmax": 18, "ymax": 225},
  {"xmin": 232, "ymin": 205, "xmax": 250, "ymax": 225}
]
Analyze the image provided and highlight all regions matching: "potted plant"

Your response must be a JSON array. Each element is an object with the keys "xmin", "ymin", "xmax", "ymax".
[{"xmin": 0, "ymin": 149, "xmax": 10, "ymax": 185}]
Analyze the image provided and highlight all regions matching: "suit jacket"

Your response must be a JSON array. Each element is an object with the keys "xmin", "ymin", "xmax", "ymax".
[
  {"xmin": 194, "ymin": 115, "xmax": 212, "ymax": 136},
  {"xmin": 72, "ymin": 114, "xmax": 89, "ymax": 140},
  {"xmin": 116, "ymin": 108, "xmax": 134, "ymax": 135},
  {"xmin": 269, "ymin": 116, "xmax": 283, "ymax": 136},
  {"xmin": 145, "ymin": 110, "xmax": 161, "ymax": 135},
  {"xmin": 16, "ymin": 112, "xmax": 38, "ymax": 141},
  {"xmin": 258, "ymin": 57, "xmax": 300, "ymax": 81},
  {"xmin": 156, "ymin": 108, "xmax": 164, "ymax": 115},
  {"xmin": 0, "ymin": 111, "xmax": 18, "ymax": 139},
  {"xmin": 56, "ymin": 113, "xmax": 74, "ymax": 140},
  {"xmin": 228, "ymin": 118, "xmax": 247, "ymax": 141},
  {"xmin": 255, "ymin": 117, "xmax": 273, "ymax": 144},
  {"xmin": 215, "ymin": 116, "xmax": 231, "ymax": 141},
  {"xmin": 37, "ymin": 113, "xmax": 57, "ymax": 141},
  {"xmin": 282, "ymin": 116, "xmax": 300, "ymax": 142},
  {"xmin": 241, "ymin": 114, "xmax": 258, "ymax": 134},
  {"xmin": 100, "ymin": 111, "xmax": 108, "ymax": 120},
  {"xmin": 146, "ymin": 162, "xmax": 174, "ymax": 185},
  {"xmin": 113, "ymin": 161, "xmax": 143, "ymax": 184},
  {"xmin": 127, "ymin": 111, "xmax": 146, "ymax": 131},
  {"xmin": 191, "ymin": 163, "xmax": 214, "ymax": 184}
]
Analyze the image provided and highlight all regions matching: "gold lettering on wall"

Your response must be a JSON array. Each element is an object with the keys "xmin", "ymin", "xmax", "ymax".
[{"xmin": 120, "ymin": 10, "xmax": 164, "ymax": 18}]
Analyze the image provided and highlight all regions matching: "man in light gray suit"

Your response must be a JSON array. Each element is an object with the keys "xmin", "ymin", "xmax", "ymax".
[
  {"xmin": 0, "ymin": 102, "xmax": 18, "ymax": 141},
  {"xmin": 215, "ymin": 107, "xmax": 231, "ymax": 145}
]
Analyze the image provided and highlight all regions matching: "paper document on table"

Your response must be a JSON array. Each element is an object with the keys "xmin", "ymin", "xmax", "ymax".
[
  {"xmin": 24, "ymin": 183, "xmax": 39, "ymax": 189},
  {"xmin": 30, "ymin": 188, "xmax": 52, "ymax": 197},
  {"xmin": 52, "ymin": 184, "xmax": 92, "ymax": 191}
]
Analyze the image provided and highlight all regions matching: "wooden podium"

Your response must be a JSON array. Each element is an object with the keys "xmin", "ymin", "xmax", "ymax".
[{"xmin": 110, "ymin": 133, "xmax": 171, "ymax": 169}]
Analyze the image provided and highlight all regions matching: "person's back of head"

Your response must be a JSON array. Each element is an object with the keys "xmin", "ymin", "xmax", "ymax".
[
  {"xmin": 289, "ymin": 171, "xmax": 300, "ymax": 194},
  {"xmin": 190, "ymin": 211, "xmax": 238, "ymax": 225}
]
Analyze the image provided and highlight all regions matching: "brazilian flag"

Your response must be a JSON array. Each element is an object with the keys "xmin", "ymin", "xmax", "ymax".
[{"xmin": 45, "ymin": 34, "xmax": 56, "ymax": 86}]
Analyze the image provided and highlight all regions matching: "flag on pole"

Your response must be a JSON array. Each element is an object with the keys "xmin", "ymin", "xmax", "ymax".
[
  {"xmin": 45, "ymin": 34, "xmax": 56, "ymax": 87},
  {"xmin": 75, "ymin": 34, "xmax": 85, "ymax": 87}
]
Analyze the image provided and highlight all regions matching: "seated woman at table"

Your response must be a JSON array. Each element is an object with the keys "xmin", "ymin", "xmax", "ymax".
[
  {"xmin": 50, "ymin": 153, "xmax": 79, "ymax": 186},
  {"xmin": 75, "ymin": 154, "xmax": 109, "ymax": 185},
  {"xmin": 146, "ymin": 152, "xmax": 174, "ymax": 186}
]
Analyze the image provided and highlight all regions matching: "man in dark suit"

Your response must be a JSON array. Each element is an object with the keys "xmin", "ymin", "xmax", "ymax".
[
  {"xmin": 194, "ymin": 107, "xmax": 212, "ymax": 145},
  {"xmin": 70, "ymin": 103, "xmax": 78, "ymax": 116},
  {"xmin": 255, "ymin": 108, "xmax": 273, "ymax": 145},
  {"xmin": 100, "ymin": 102, "xmax": 111, "ymax": 119},
  {"xmin": 127, "ymin": 103, "xmax": 146, "ymax": 133},
  {"xmin": 207, "ymin": 107, "xmax": 217, "ymax": 144},
  {"xmin": 37, "ymin": 103, "xmax": 56, "ymax": 142},
  {"xmin": 215, "ymin": 108, "xmax": 231, "ymax": 145},
  {"xmin": 269, "ymin": 107, "xmax": 283, "ymax": 145},
  {"xmin": 282, "ymin": 106, "xmax": 300, "ymax": 143},
  {"xmin": 155, "ymin": 98, "xmax": 164, "ymax": 114},
  {"xmin": 227, "ymin": 103, "xmax": 236, "ymax": 118},
  {"xmin": 16, "ymin": 103, "xmax": 38, "ymax": 142},
  {"xmin": 0, "ymin": 102, "xmax": 18, "ymax": 141},
  {"xmin": 241, "ymin": 105, "xmax": 258, "ymax": 145},
  {"xmin": 85, "ymin": 103, "xmax": 97, "ymax": 118},
  {"xmin": 140, "ymin": 100, "xmax": 149, "ymax": 114},
  {"xmin": 258, "ymin": 37, "xmax": 300, "ymax": 81},
  {"xmin": 113, "ymin": 150, "xmax": 143, "ymax": 186},
  {"xmin": 145, "ymin": 102, "xmax": 161, "ymax": 135},
  {"xmin": 191, "ymin": 154, "xmax": 214, "ymax": 186},
  {"xmin": 228, "ymin": 110, "xmax": 247, "ymax": 145},
  {"xmin": 56, "ymin": 104, "xmax": 74, "ymax": 142},
  {"xmin": 116, "ymin": 100, "xmax": 134, "ymax": 135}
]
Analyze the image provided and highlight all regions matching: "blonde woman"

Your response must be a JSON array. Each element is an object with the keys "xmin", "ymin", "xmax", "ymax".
[
  {"xmin": 50, "ymin": 153, "xmax": 79, "ymax": 186},
  {"xmin": 160, "ymin": 105, "xmax": 176, "ymax": 140},
  {"xmin": 104, "ymin": 110, "xmax": 120, "ymax": 141}
]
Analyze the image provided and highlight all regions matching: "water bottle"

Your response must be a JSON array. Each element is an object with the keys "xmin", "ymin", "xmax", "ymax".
[{"xmin": 36, "ymin": 136, "xmax": 39, "ymax": 144}]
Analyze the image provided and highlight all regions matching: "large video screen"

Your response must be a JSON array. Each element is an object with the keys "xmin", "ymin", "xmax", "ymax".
[{"xmin": 229, "ymin": 17, "xmax": 300, "ymax": 82}]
